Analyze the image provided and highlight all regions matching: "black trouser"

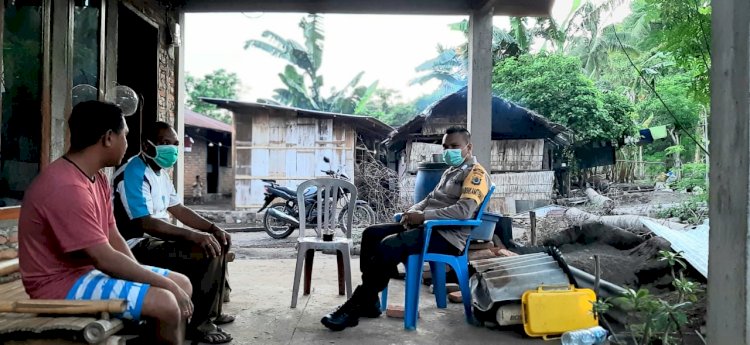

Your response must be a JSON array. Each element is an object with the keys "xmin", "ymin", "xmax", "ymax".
[
  {"xmin": 131, "ymin": 238, "xmax": 224, "ymax": 330},
  {"xmin": 357, "ymin": 223, "xmax": 459, "ymax": 300}
]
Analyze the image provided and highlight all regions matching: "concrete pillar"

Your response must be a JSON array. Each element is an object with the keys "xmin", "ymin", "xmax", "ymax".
[
  {"xmin": 467, "ymin": 3, "xmax": 493, "ymax": 169},
  {"xmin": 707, "ymin": 0, "xmax": 750, "ymax": 343},
  {"xmin": 175, "ymin": 11, "xmax": 186, "ymax": 203}
]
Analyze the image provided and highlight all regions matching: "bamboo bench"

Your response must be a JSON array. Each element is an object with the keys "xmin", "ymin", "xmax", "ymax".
[{"xmin": 0, "ymin": 258, "xmax": 128, "ymax": 345}]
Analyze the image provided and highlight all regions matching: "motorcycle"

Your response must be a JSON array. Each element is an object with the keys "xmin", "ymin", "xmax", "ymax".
[{"xmin": 257, "ymin": 157, "xmax": 375, "ymax": 239}]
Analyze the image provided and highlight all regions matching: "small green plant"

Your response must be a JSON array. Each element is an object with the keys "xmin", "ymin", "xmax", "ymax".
[
  {"xmin": 656, "ymin": 198, "xmax": 707, "ymax": 224},
  {"xmin": 672, "ymin": 162, "xmax": 708, "ymax": 192},
  {"xmin": 600, "ymin": 251, "xmax": 704, "ymax": 345}
]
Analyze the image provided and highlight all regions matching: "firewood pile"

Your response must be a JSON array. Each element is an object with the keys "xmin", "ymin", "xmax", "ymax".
[{"xmin": 354, "ymin": 149, "xmax": 411, "ymax": 223}]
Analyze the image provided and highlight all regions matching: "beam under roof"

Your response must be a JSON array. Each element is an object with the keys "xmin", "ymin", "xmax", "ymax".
[{"xmin": 181, "ymin": 0, "xmax": 554, "ymax": 17}]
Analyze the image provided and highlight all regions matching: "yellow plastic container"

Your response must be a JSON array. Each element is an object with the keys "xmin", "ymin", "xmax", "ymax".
[{"xmin": 521, "ymin": 285, "xmax": 598, "ymax": 340}]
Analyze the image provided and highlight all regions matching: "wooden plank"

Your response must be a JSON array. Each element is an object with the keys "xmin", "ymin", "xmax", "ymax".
[
  {"xmin": 407, "ymin": 142, "xmax": 442, "ymax": 172},
  {"xmin": 318, "ymin": 119, "xmax": 333, "ymax": 141},
  {"xmin": 0, "ymin": 281, "xmax": 26, "ymax": 300},
  {"xmin": 0, "ymin": 207, "xmax": 20, "ymax": 221},
  {"xmin": 0, "ymin": 259, "xmax": 19, "ymax": 276},
  {"xmin": 251, "ymin": 112, "xmax": 269, "ymax": 145},
  {"xmin": 0, "ymin": 300, "xmax": 126, "ymax": 315},
  {"xmin": 268, "ymin": 149, "xmax": 286, "ymax": 177},
  {"xmin": 250, "ymin": 149, "xmax": 269, "ymax": 177},
  {"xmin": 234, "ymin": 179, "xmax": 253, "ymax": 209},
  {"xmin": 235, "ymin": 115, "xmax": 253, "ymax": 143}
]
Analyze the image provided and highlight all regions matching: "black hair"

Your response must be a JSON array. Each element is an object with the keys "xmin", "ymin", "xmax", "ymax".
[
  {"xmin": 445, "ymin": 126, "xmax": 471, "ymax": 142},
  {"xmin": 69, "ymin": 101, "xmax": 125, "ymax": 152},
  {"xmin": 144, "ymin": 121, "xmax": 174, "ymax": 143}
]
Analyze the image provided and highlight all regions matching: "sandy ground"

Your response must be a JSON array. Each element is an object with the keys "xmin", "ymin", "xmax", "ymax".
[{"xmin": 219, "ymin": 256, "xmax": 551, "ymax": 345}]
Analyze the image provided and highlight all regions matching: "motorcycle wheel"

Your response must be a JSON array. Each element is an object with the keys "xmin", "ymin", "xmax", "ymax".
[
  {"xmin": 263, "ymin": 202, "xmax": 297, "ymax": 239},
  {"xmin": 338, "ymin": 204, "xmax": 375, "ymax": 233}
]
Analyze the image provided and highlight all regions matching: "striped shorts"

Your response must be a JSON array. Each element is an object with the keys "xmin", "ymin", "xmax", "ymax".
[{"xmin": 65, "ymin": 265, "xmax": 170, "ymax": 321}]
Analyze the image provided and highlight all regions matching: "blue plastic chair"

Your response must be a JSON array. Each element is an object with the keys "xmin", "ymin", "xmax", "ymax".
[{"xmin": 381, "ymin": 185, "xmax": 496, "ymax": 330}]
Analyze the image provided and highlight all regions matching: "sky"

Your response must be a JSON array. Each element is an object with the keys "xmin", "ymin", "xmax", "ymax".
[{"xmin": 184, "ymin": 0, "xmax": 630, "ymax": 103}]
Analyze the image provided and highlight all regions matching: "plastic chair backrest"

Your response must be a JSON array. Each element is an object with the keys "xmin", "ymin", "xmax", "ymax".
[
  {"xmin": 473, "ymin": 184, "xmax": 495, "ymax": 221},
  {"xmin": 296, "ymin": 178, "xmax": 358, "ymax": 239}
]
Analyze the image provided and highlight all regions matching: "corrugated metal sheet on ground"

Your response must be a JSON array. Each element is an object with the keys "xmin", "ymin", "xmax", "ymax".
[
  {"xmin": 641, "ymin": 219, "xmax": 708, "ymax": 278},
  {"xmin": 470, "ymin": 253, "xmax": 571, "ymax": 312}
]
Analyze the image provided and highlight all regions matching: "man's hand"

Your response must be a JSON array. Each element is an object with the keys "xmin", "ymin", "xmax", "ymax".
[
  {"xmin": 189, "ymin": 231, "xmax": 222, "ymax": 257},
  {"xmin": 167, "ymin": 283, "xmax": 194, "ymax": 319},
  {"xmin": 402, "ymin": 211, "xmax": 426, "ymax": 226},
  {"xmin": 211, "ymin": 225, "xmax": 232, "ymax": 249}
]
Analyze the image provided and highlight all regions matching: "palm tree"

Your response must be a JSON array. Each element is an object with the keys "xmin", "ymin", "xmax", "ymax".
[
  {"xmin": 410, "ymin": 20, "xmax": 519, "ymax": 89},
  {"xmin": 245, "ymin": 14, "xmax": 376, "ymax": 113}
]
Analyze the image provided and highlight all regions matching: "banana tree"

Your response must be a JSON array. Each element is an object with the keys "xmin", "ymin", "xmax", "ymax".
[{"xmin": 245, "ymin": 14, "xmax": 376, "ymax": 114}]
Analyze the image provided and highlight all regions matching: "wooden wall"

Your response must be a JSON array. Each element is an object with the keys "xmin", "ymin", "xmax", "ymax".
[
  {"xmin": 401, "ymin": 139, "xmax": 546, "ymax": 173},
  {"xmin": 398, "ymin": 171, "xmax": 554, "ymax": 215},
  {"xmin": 233, "ymin": 108, "xmax": 356, "ymax": 209}
]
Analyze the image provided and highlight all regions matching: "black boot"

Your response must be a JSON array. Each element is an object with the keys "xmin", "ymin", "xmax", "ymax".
[
  {"xmin": 358, "ymin": 294, "xmax": 382, "ymax": 319},
  {"xmin": 320, "ymin": 299, "xmax": 360, "ymax": 331},
  {"xmin": 321, "ymin": 286, "xmax": 375, "ymax": 331}
]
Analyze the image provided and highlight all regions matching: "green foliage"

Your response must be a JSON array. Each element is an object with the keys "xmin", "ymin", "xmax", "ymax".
[
  {"xmin": 656, "ymin": 198, "xmax": 707, "ymax": 224},
  {"xmin": 598, "ymin": 251, "xmax": 703, "ymax": 344},
  {"xmin": 636, "ymin": 0, "xmax": 711, "ymax": 103},
  {"xmin": 245, "ymin": 14, "xmax": 377, "ymax": 114},
  {"xmin": 358, "ymin": 89, "xmax": 418, "ymax": 126},
  {"xmin": 492, "ymin": 53, "xmax": 636, "ymax": 142},
  {"xmin": 638, "ymin": 74, "xmax": 702, "ymax": 133},
  {"xmin": 674, "ymin": 163, "xmax": 708, "ymax": 192},
  {"xmin": 186, "ymin": 69, "xmax": 240, "ymax": 124}
]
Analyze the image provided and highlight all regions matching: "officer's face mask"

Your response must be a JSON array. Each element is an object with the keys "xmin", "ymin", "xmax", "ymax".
[{"xmin": 442, "ymin": 146, "xmax": 467, "ymax": 167}]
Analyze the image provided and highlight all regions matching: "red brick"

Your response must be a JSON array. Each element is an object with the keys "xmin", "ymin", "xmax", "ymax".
[
  {"xmin": 448, "ymin": 291, "xmax": 463, "ymax": 303},
  {"xmin": 386, "ymin": 305, "xmax": 418, "ymax": 319},
  {"xmin": 468, "ymin": 249, "xmax": 496, "ymax": 261}
]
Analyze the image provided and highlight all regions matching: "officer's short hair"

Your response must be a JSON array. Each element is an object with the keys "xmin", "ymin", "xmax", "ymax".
[{"xmin": 445, "ymin": 126, "xmax": 471, "ymax": 143}]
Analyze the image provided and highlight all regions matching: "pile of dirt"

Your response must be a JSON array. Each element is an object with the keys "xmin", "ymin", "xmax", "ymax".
[{"xmin": 544, "ymin": 222, "xmax": 673, "ymax": 288}]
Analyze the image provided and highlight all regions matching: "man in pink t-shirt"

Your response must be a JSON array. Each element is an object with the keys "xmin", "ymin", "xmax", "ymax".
[{"xmin": 19, "ymin": 101, "xmax": 193, "ymax": 345}]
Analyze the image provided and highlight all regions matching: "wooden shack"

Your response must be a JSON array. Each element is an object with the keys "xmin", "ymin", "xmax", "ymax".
[
  {"xmin": 203, "ymin": 99, "xmax": 393, "ymax": 209},
  {"xmin": 386, "ymin": 88, "xmax": 572, "ymax": 214}
]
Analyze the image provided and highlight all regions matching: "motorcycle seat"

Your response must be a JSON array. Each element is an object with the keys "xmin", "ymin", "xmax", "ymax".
[{"xmin": 277, "ymin": 186, "xmax": 297, "ymax": 195}]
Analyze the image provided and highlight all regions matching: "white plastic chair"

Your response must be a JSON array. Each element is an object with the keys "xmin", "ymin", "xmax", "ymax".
[{"xmin": 290, "ymin": 178, "xmax": 357, "ymax": 308}]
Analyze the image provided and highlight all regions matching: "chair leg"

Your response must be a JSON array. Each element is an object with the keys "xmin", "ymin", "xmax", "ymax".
[
  {"xmin": 453, "ymin": 263, "xmax": 473, "ymax": 323},
  {"xmin": 430, "ymin": 262, "xmax": 447, "ymax": 309},
  {"xmin": 291, "ymin": 246, "xmax": 307, "ymax": 308},
  {"xmin": 404, "ymin": 255, "xmax": 423, "ymax": 330},
  {"xmin": 338, "ymin": 247, "xmax": 353, "ymax": 299},
  {"xmin": 380, "ymin": 287, "xmax": 388, "ymax": 312},
  {"xmin": 336, "ymin": 250, "xmax": 345, "ymax": 296},
  {"xmin": 304, "ymin": 249, "xmax": 315, "ymax": 295}
]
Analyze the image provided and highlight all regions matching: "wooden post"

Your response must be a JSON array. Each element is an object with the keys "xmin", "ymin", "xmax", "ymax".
[
  {"xmin": 468, "ymin": 3, "xmax": 493, "ymax": 169},
  {"xmin": 708, "ymin": 0, "xmax": 750, "ymax": 342},
  {"xmin": 529, "ymin": 211, "xmax": 537, "ymax": 246}
]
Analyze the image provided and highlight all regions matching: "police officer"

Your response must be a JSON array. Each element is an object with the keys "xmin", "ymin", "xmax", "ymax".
[{"xmin": 321, "ymin": 126, "xmax": 490, "ymax": 331}]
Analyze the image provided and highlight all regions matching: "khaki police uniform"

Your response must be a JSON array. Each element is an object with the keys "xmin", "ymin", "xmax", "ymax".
[{"xmin": 408, "ymin": 155, "xmax": 490, "ymax": 251}]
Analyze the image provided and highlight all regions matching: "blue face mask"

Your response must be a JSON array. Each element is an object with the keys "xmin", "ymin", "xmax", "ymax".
[
  {"xmin": 145, "ymin": 140, "xmax": 179, "ymax": 169},
  {"xmin": 442, "ymin": 148, "xmax": 466, "ymax": 167}
]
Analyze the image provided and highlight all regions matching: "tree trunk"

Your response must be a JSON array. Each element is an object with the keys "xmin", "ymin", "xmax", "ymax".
[
  {"xmin": 564, "ymin": 207, "xmax": 688, "ymax": 233},
  {"xmin": 669, "ymin": 129, "xmax": 682, "ymax": 178},
  {"xmin": 585, "ymin": 188, "xmax": 615, "ymax": 214}
]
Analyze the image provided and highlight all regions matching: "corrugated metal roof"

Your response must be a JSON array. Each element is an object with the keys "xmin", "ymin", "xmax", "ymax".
[
  {"xmin": 641, "ymin": 219, "xmax": 709, "ymax": 278},
  {"xmin": 185, "ymin": 109, "xmax": 232, "ymax": 133},
  {"xmin": 200, "ymin": 98, "xmax": 394, "ymax": 140}
]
